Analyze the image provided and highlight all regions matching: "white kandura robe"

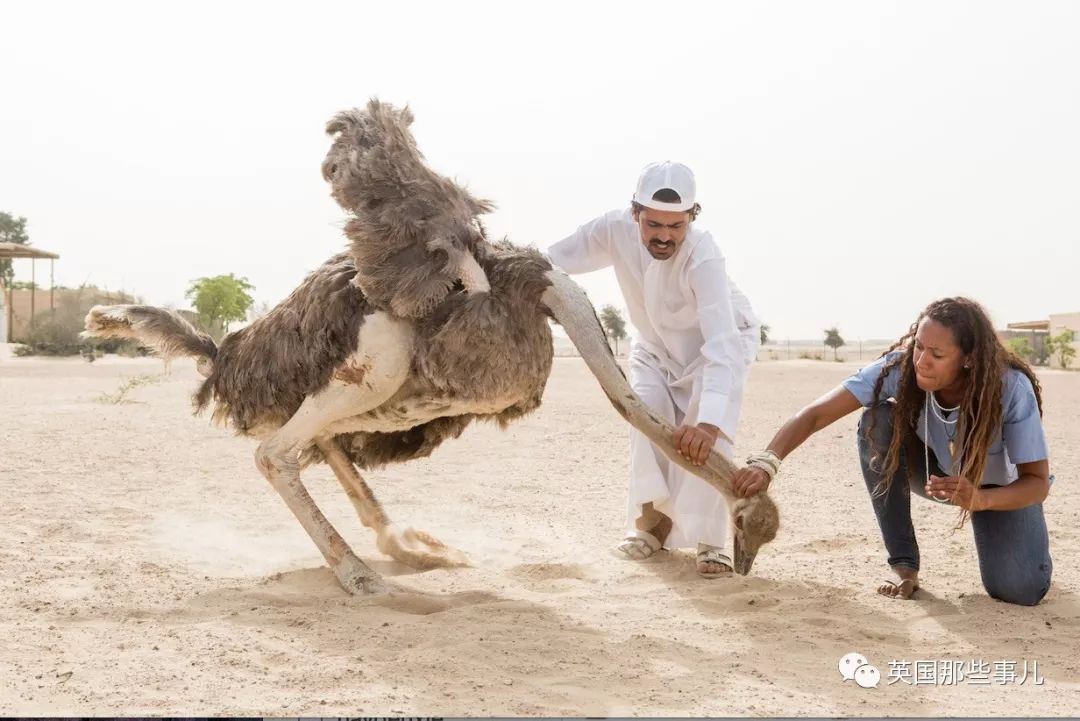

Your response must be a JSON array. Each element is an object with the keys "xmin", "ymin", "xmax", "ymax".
[{"xmin": 547, "ymin": 208, "xmax": 760, "ymax": 551}]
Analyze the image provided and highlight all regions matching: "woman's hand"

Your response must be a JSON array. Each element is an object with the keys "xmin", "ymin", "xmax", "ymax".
[
  {"xmin": 926, "ymin": 474, "xmax": 982, "ymax": 511},
  {"xmin": 733, "ymin": 465, "xmax": 772, "ymax": 498}
]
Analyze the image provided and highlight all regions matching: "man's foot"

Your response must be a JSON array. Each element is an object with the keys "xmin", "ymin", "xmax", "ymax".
[
  {"xmin": 696, "ymin": 544, "xmax": 733, "ymax": 578},
  {"xmin": 615, "ymin": 530, "xmax": 662, "ymax": 560},
  {"xmin": 877, "ymin": 567, "xmax": 920, "ymax": 600}
]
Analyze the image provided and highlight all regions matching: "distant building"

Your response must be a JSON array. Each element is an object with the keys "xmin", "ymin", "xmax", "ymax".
[
  {"xmin": 1001, "ymin": 320, "xmax": 1050, "ymax": 364},
  {"xmin": 1005, "ymin": 312, "xmax": 1080, "ymax": 369},
  {"xmin": 1050, "ymin": 311, "xmax": 1080, "ymax": 336},
  {"xmin": 0, "ymin": 241, "xmax": 61, "ymax": 343}
]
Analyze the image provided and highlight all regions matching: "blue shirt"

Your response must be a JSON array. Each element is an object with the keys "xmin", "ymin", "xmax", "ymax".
[{"xmin": 842, "ymin": 351, "xmax": 1050, "ymax": 486}]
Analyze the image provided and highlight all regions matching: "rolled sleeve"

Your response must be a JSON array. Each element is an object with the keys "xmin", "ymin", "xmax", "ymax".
[
  {"xmin": 842, "ymin": 352, "xmax": 903, "ymax": 406},
  {"xmin": 689, "ymin": 257, "xmax": 743, "ymax": 429},
  {"xmin": 1002, "ymin": 370, "xmax": 1049, "ymax": 465}
]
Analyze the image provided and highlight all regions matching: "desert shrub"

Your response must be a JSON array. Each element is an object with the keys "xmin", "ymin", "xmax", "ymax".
[
  {"xmin": 94, "ymin": 373, "xmax": 164, "ymax": 404},
  {"xmin": 1047, "ymin": 330, "xmax": 1077, "ymax": 370},
  {"xmin": 13, "ymin": 287, "xmax": 146, "ymax": 357}
]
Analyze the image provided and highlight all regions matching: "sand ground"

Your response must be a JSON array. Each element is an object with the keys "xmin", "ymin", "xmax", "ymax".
[{"xmin": 1, "ymin": 352, "xmax": 1078, "ymax": 716}]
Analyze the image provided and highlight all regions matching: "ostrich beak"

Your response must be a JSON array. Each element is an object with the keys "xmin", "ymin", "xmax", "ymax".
[
  {"xmin": 540, "ymin": 269, "xmax": 778, "ymax": 575},
  {"xmin": 734, "ymin": 536, "xmax": 756, "ymax": 576},
  {"xmin": 451, "ymin": 246, "xmax": 490, "ymax": 294}
]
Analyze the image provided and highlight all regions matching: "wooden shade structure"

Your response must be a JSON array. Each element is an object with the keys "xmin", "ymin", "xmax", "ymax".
[
  {"xmin": 1006, "ymin": 320, "xmax": 1051, "ymax": 332},
  {"xmin": 0, "ymin": 242, "xmax": 60, "ymax": 261},
  {"xmin": 0, "ymin": 242, "xmax": 61, "ymax": 339}
]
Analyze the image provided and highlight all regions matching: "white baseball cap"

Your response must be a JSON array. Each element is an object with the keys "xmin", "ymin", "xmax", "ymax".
[{"xmin": 633, "ymin": 161, "xmax": 697, "ymax": 212}]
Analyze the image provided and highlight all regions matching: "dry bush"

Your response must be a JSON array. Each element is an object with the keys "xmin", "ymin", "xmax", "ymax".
[
  {"xmin": 94, "ymin": 373, "xmax": 165, "ymax": 404},
  {"xmin": 14, "ymin": 287, "xmax": 146, "ymax": 357}
]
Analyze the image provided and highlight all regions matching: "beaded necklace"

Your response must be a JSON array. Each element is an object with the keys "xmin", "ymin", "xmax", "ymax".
[{"xmin": 924, "ymin": 391, "xmax": 962, "ymax": 504}]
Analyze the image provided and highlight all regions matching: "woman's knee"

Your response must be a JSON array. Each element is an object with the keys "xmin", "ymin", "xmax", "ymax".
[{"xmin": 982, "ymin": 565, "xmax": 1052, "ymax": 606}]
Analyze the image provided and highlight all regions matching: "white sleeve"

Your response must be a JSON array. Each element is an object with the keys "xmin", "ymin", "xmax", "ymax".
[
  {"xmin": 545, "ymin": 212, "xmax": 616, "ymax": 274},
  {"xmin": 728, "ymin": 276, "xmax": 761, "ymax": 369},
  {"xmin": 688, "ymin": 256, "xmax": 745, "ymax": 430}
]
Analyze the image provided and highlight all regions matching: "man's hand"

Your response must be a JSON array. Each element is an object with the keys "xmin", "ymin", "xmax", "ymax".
[
  {"xmin": 673, "ymin": 423, "xmax": 721, "ymax": 466},
  {"xmin": 733, "ymin": 466, "xmax": 771, "ymax": 498}
]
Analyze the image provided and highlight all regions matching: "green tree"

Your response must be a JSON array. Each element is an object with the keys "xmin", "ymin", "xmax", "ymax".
[
  {"xmin": 1007, "ymin": 336, "xmax": 1033, "ymax": 363},
  {"xmin": 0, "ymin": 212, "xmax": 31, "ymax": 287},
  {"xmin": 760, "ymin": 323, "xmax": 771, "ymax": 345},
  {"xmin": 1033, "ymin": 335, "xmax": 1052, "ymax": 366},
  {"xmin": 824, "ymin": 326, "xmax": 845, "ymax": 361},
  {"xmin": 185, "ymin": 273, "xmax": 255, "ymax": 340},
  {"xmin": 599, "ymin": 304, "xmax": 628, "ymax": 355},
  {"xmin": 1046, "ymin": 329, "xmax": 1077, "ymax": 370}
]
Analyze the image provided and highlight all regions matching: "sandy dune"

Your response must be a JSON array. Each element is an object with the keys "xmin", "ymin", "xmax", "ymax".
[{"xmin": 1, "ymin": 353, "xmax": 1077, "ymax": 716}]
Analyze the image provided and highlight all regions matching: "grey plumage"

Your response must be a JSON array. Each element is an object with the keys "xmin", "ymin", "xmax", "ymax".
[
  {"xmin": 82, "ymin": 305, "xmax": 217, "ymax": 364},
  {"xmin": 338, "ymin": 239, "xmax": 555, "ymax": 469},
  {"xmin": 87, "ymin": 99, "xmax": 555, "ymax": 472},
  {"xmin": 193, "ymin": 252, "xmax": 371, "ymax": 431},
  {"xmin": 323, "ymin": 99, "xmax": 494, "ymax": 319}
]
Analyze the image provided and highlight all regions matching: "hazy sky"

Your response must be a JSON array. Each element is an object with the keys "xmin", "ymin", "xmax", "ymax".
[{"xmin": 3, "ymin": 1, "xmax": 1077, "ymax": 340}]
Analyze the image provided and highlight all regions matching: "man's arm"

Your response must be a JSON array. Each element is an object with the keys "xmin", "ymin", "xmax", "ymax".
[
  {"xmin": 728, "ymin": 276, "xmax": 761, "ymax": 369},
  {"xmin": 545, "ymin": 211, "xmax": 617, "ymax": 275},
  {"xmin": 674, "ymin": 254, "xmax": 746, "ymax": 465}
]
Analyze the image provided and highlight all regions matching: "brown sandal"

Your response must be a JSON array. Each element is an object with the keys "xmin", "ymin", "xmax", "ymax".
[{"xmin": 878, "ymin": 578, "xmax": 919, "ymax": 600}]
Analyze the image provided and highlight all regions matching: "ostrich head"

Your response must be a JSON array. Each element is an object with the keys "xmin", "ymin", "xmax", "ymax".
[
  {"xmin": 731, "ymin": 495, "xmax": 780, "ymax": 574},
  {"xmin": 321, "ymin": 98, "xmax": 492, "ymax": 236},
  {"xmin": 322, "ymin": 99, "xmax": 495, "ymax": 317}
]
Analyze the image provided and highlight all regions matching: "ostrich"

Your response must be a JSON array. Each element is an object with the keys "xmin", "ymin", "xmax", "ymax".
[{"xmin": 84, "ymin": 100, "xmax": 779, "ymax": 595}]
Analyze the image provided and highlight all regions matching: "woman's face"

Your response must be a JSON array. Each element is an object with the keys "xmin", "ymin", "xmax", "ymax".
[{"xmin": 913, "ymin": 318, "xmax": 970, "ymax": 393}]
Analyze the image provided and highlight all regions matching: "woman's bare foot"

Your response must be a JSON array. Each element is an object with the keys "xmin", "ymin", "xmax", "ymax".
[{"xmin": 877, "ymin": 566, "xmax": 920, "ymax": 600}]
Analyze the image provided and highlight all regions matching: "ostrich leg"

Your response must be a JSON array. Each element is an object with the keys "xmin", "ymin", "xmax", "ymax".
[
  {"xmin": 254, "ymin": 312, "xmax": 414, "ymax": 595},
  {"xmin": 317, "ymin": 438, "xmax": 468, "ymax": 569},
  {"xmin": 259, "ymin": 456, "xmax": 385, "ymax": 595}
]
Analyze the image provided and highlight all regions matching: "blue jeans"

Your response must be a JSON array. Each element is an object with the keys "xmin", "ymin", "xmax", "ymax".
[{"xmin": 857, "ymin": 403, "xmax": 1052, "ymax": 606}]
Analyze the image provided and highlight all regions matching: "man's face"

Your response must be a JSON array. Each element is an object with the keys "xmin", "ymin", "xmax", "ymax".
[{"xmin": 635, "ymin": 207, "xmax": 692, "ymax": 260}]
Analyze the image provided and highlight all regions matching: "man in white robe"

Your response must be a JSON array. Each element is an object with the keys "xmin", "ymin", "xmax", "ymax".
[{"xmin": 546, "ymin": 161, "xmax": 759, "ymax": 576}]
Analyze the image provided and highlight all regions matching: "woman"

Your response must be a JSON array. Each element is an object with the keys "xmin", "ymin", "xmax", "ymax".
[{"xmin": 733, "ymin": 297, "xmax": 1053, "ymax": 605}]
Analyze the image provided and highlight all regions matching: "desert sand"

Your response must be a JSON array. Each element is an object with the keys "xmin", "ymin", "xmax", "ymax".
[{"xmin": 1, "ymin": 351, "xmax": 1078, "ymax": 716}]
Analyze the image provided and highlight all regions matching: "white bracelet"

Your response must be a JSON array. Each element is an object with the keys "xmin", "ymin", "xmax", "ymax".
[
  {"xmin": 748, "ymin": 461, "xmax": 777, "ymax": 480},
  {"xmin": 746, "ymin": 450, "xmax": 781, "ymax": 481}
]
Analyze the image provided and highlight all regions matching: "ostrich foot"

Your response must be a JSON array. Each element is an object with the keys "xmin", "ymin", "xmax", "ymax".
[
  {"xmin": 376, "ymin": 524, "xmax": 469, "ymax": 569},
  {"xmin": 333, "ymin": 553, "xmax": 388, "ymax": 595}
]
